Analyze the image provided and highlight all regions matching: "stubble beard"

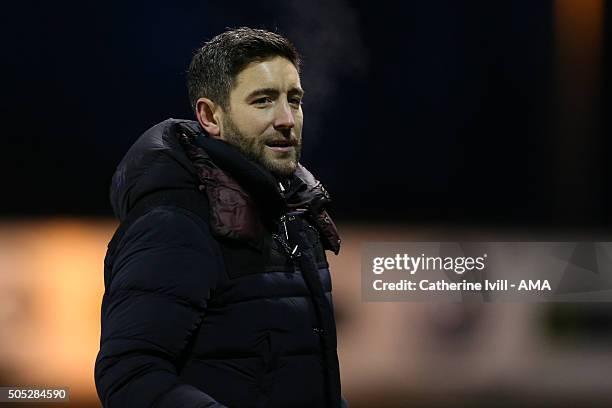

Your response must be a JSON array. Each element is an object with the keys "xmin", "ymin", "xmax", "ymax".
[{"xmin": 221, "ymin": 115, "xmax": 301, "ymax": 177}]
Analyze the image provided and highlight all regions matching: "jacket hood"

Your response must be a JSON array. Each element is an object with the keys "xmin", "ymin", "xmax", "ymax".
[{"xmin": 110, "ymin": 119, "xmax": 200, "ymax": 222}]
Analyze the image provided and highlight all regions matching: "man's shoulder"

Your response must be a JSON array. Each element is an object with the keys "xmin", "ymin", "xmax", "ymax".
[
  {"xmin": 116, "ymin": 205, "xmax": 213, "ymax": 253},
  {"xmin": 104, "ymin": 204, "xmax": 225, "ymax": 300},
  {"xmin": 137, "ymin": 203, "xmax": 209, "ymax": 234}
]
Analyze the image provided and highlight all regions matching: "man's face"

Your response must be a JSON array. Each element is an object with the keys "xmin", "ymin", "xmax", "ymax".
[{"xmin": 218, "ymin": 56, "xmax": 304, "ymax": 177}]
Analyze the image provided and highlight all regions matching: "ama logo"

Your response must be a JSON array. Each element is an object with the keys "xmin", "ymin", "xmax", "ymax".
[{"xmin": 518, "ymin": 280, "xmax": 551, "ymax": 291}]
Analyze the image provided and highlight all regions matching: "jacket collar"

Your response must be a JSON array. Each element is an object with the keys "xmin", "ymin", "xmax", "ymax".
[
  {"xmin": 176, "ymin": 120, "xmax": 341, "ymax": 254},
  {"xmin": 177, "ymin": 121, "xmax": 329, "ymax": 213}
]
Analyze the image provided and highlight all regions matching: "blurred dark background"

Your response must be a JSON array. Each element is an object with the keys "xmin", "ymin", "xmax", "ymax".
[
  {"xmin": 1, "ymin": 0, "xmax": 609, "ymax": 228},
  {"xmin": 1, "ymin": 2, "xmax": 612, "ymax": 407}
]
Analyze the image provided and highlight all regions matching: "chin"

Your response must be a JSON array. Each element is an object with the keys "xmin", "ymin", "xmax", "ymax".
[
  {"xmin": 260, "ymin": 153, "xmax": 297, "ymax": 175},
  {"xmin": 266, "ymin": 160, "xmax": 297, "ymax": 177}
]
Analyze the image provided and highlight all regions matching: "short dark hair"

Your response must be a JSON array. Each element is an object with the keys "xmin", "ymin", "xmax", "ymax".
[{"xmin": 186, "ymin": 27, "xmax": 301, "ymax": 113}]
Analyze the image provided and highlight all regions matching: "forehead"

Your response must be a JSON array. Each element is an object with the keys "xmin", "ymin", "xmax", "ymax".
[{"xmin": 231, "ymin": 56, "xmax": 301, "ymax": 95}]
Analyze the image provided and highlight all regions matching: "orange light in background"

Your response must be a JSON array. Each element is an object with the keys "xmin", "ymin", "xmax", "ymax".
[
  {"xmin": 2, "ymin": 221, "xmax": 612, "ymax": 405},
  {"xmin": 555, "ymin": 0, "xmax": 603, "ymax": 58},
  {"xmin": 553, "ymin": 0, "xmax": 604, "ymax": 218},
  {"xmin": 0, "ymin": 219, "xmax": 116, "ymax": 401},
  {"xmin": 555, "ymin": 0, "xmax": 603, "ymax": 95}
]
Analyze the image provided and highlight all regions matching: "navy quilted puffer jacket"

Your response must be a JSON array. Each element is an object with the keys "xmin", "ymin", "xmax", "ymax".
[{"xmin": 94, "ymin": 119, "xmax": 346, "ymax": 408}]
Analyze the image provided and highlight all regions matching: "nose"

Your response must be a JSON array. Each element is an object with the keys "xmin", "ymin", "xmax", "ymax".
[{"xmin": 273, "ymin": 100, "xmax": 295, "ymax": 132}]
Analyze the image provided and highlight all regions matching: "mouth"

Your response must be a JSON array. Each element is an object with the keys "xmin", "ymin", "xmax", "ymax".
[{"xmin": 265, "ymin": 139, "xmax": 296, "ymax": 153}]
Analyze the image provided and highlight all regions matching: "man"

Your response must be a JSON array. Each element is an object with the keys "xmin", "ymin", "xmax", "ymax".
[{"xmin": 95, "ymin": 27, "xmax": 347, "ymax": 408}]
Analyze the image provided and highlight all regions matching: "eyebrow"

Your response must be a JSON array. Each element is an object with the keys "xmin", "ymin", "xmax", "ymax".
[{"xmin": 246, "ymin": 87, "xmax": 305, "ymax": 100}]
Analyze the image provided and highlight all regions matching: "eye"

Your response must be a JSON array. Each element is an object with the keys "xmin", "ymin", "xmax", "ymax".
[
  {"xmin": 253, "ymin": 96, "xmax": 273, "ymax": 105},
  {"xmin": 289, "ymin": 97, "xmax": 302, "ymax": 107}
]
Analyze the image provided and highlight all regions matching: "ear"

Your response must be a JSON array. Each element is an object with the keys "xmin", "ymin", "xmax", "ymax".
[{"xmin": 195, "ymin": 97, "xmax": 222, "ymax": 137}]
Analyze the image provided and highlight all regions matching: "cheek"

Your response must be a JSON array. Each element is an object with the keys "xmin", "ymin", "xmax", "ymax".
[
  {"xmin": 249, "ymin": 123, "xmax": 272, "ymax": 140},
  {"xmin": 295, "ymin": 117, "xmax": 304, "ymax": 135},
  {"xmin": 235, "ymin": 111, "xmax": 271, "ymax": 136}
]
